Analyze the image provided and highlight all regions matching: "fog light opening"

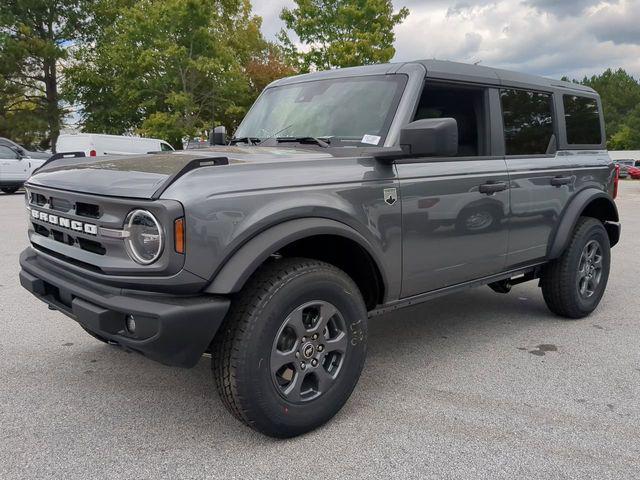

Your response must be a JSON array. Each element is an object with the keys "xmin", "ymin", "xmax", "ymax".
[{"xmin": 125, "ymin": 314, "xmax": 136, "ymax": 334}]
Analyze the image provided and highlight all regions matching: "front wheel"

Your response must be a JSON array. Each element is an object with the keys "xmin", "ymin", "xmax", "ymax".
[
  {"xmin": 212, "ymin": 258, "xmax": 368, "ymax": 438},
  {"xmin": 1, "ymin": 187, "xmax": 19, "ymax": 194},
  {"xmin": 541, "ymin": 217, "xmax": 611, "ymax": 318}
]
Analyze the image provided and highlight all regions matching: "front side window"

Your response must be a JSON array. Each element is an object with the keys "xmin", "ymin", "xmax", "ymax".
[
  {"xmin": 160, "ymin": 142, "xmax": 173, "ymax": 151},
  {"xmin": 563, "ymin": 95, "xmax": 602, "ymax": 145},
  {"xmin": 234, "ymin": 75, "xmax": 407, "ymax": 146},
  {"xmin": 0, "ymin": 145, "xmax": 18, "ymax": 159},
  {"xmin": 413, "ymin": 83, "xmax": 488, "ymax": 156},
  {"xmin": 501, "ymin": 89, "xmax": 554, "ymax": 155}
]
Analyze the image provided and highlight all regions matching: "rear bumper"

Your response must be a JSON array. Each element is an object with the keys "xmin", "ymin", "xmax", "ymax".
[{"xmin": 19, "ymin": 248, "xmax": 230, "ymax": 368}]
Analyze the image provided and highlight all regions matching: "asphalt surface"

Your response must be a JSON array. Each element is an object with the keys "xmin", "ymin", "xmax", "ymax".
[{"xmin": 1, "ymin": 182, "xmax": 639, "ymax": 479}]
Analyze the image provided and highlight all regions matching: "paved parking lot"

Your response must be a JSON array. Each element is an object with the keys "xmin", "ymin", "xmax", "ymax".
[{"xmin": 1, "ymin": 182, "xmax": 639, "ymax": 479}]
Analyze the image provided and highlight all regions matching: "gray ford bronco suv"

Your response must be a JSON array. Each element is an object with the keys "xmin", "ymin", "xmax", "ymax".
[{"xmin": 19, "ymin": 60, "xmax": 620, "ymax": 437}]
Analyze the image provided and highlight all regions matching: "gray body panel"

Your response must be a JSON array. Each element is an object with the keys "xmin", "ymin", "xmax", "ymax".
[{"xmin": 396, "ymin": 158, "xmax": 509, "ymax": 296}]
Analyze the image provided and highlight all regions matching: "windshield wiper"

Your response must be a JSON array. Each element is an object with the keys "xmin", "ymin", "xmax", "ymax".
[
  {"xmin": 275, "ymin": 136, "xmax": 331, "ymax": 148},
  {"xmin": 229, "ymin": 137, "xmax": 261, "ymax": 145}
]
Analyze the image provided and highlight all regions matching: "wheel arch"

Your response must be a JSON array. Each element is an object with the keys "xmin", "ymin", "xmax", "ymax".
[
  {"xmin": 548, "ymin": 189, "xmax": 620, "ymax": 259},
  {"xmin": 204, "ymin": 218, "xmax": 387, "ymax": 309}
]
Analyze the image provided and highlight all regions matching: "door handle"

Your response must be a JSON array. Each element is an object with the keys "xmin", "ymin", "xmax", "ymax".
[
  {"xmin": 479, "ymin": 181, "xmax": 507, "ymax": 195},
  {"xmin": 550, "ymin": 176, "xmax": 572, "ymax": 187}
]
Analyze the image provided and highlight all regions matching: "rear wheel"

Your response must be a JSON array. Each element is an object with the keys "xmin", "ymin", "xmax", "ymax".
[
  {"xmin": 1, "ymin": 187, "xmax": 19, "ymax": 194},
  {"xmin": 541, "ymin": 217, "xmax": 610, "ymax": 318},
  {"xmin": 212, "ymin": 258, "xmax": 368, "ymax": 438}
]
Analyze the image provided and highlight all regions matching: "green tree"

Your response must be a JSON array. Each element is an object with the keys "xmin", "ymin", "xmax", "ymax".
[
  {"xmin": 278, "ymin": 0, "xmax": 409, "ymax": 72},
  {"xmin": 0, "ymin": 76, "xmax": 48, "ymax": 148},
  {"xmin": 0, "ymin": 0, "xmax": 99, "ymax": 150},
  {"xmin": 66, "ymin": 0, "xmax": 280, "ymax": 147},
  {"xmin": 580, "ymin": 68, "xmax": 640, "ymax": 149},
  {"xmin": 609, "ymin": 106, "xmax": 640, "ymax": 150}
]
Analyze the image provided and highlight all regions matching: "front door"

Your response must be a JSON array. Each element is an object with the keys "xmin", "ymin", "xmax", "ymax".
[
  {"xmin": 397, "ymin": 82, "xmax": 509, "ymax": 297},
  {"xmin": 0, "ymin": 146, "xmax": 27, "ymax": 184}
]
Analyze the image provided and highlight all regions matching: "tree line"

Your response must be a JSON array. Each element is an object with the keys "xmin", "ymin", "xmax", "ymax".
[
  {"xmin": 0, "ymin": 0, "xmax": 407, "ymax": 150},
  {"xmin": 1, "ymin": 0, "xmax": 639, "ymax": 151}
]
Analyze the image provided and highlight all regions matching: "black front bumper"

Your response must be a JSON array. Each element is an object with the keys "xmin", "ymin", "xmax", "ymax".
[{"xmin": 20, "ymin": 248, "xmax": 230, "ymax": 368}]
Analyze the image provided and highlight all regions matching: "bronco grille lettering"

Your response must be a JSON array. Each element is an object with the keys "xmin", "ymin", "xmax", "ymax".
[{"xmin": 30, "ymin": 209, "xmax": 97, "ymax": 236}]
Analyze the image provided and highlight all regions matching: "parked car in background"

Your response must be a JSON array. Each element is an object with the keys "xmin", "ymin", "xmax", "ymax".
[
  {"xmin": 0, "ymin": 145, "xmax": 47, "ymax": 193},
  {"xmin": 628, "ymin": 166, "xmax": 640, "ymax": 179},
  {"xmin": 184, "ymin": 138, "xmax": 210, "ymax": 150},
  {"xmin": 614, "ymin": 159, "xmax": 635, "ymax": 178},
  {"xmin": 0, "ymin": 137, "xmax": 50, "ymax": 160},
  {"xmin": 56, "ymin": 134, "xmax": 174, "ymax": 157}
]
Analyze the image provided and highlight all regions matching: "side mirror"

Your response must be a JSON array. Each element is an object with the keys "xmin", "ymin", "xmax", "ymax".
[
  {"xmin": 211, "ymin": 126, "xmax": 227, "ymax": 146},
  {"xmin": 399, "ymin": 118, "xmax": 458, "ymax": 157}
]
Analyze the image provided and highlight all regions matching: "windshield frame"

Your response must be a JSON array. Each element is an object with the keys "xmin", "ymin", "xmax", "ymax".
[{"xmin": 234, "ymin": 73, "xmax": 409, "ymax": 148}]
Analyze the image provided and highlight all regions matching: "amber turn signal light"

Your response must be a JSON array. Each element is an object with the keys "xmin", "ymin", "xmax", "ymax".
[{"xmin": 174, "ymin": 218, "xmax": 185, "ymax": 254}]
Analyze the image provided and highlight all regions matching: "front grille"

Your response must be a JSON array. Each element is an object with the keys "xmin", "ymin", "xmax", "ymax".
[
  {"xmin": 25, "ymin": 184, "xmax": 184, "ymax": 277},
  {"xmin": 32, "ymin": 193, "xmax": 47, "ymax": 206},
  {"xmin": 50, "ymin": 197, "xmax": 72, "ymax": 212},
  {"xmin": 76, "ymin": 202, "xmax": 100, "ymax": 218}
]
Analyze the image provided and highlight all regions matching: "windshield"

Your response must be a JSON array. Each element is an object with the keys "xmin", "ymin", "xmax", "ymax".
[{"xmin": 234, "ymin": 75, "xmax": 407, "ymax": 146}]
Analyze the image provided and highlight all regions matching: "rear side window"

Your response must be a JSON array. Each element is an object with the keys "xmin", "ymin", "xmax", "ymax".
[
  {"xmin": 500, "ymin": 89, "xmax": 554, "ymax": 156},
  {"xmin": 563, "ymin": 95, "xmax": 602, "ymax": 145}
]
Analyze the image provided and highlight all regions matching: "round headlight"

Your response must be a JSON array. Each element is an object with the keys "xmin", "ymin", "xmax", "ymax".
[{"xmin": 124, "ymin": 210, "xmax": 163, "ymax": 265}]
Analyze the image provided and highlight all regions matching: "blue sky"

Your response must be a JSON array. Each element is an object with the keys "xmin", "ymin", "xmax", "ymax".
[{"xmin": 253, "ymin": 0, "xmax": 640, "ymax": 80}]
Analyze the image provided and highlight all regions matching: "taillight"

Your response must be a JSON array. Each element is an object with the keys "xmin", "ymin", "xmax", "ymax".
[
  {"xmin": 89, "ymin": 149, "xmax": 97, "ymax": 156},
  {"xmin": 174, "ymin": 218, "xmax": 185, "ymax": 254},
  {"xmin": 613, "ymin": 164, "xmax": 620, "ymax": 199}
]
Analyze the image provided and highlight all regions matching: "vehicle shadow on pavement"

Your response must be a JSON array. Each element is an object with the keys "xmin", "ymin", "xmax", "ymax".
[{"xmin": 64, "ymin": 283, "xmax": 557, "ymax": 441}]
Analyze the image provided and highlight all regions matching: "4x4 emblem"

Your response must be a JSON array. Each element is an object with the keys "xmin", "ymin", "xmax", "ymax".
[{"xmin": 384, "ymin": 188, "xmax": 397, "ymax": 205}]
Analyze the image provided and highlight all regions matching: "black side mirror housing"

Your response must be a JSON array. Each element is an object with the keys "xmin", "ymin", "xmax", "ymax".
[
  {"xmin": 211, "ymin": 126, "xmax": 227, "ymax": 146},
  {"xmin": 399, "ymin": 118, "xmax": 458, "ymax": 157}
]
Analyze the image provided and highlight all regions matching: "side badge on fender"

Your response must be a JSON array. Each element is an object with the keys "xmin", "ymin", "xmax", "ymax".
[{"xmin": 383, "ymin": 187, "xmax": 397, "ymax": 205}]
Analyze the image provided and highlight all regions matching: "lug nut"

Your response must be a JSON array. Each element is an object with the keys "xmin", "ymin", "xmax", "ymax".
[
  {"xmin": 317, "ymin": 345, "xmax": 324, "ymax": 352},
  {"xmin": 311, "ymin": 359, "xmax": 318, "ymax": 367},
  {"xmin": 300, "ymin": 362, "xmax": 306, "ymax": 370},
  {"xmin": 312, "ymin": 333, "xmax": 318, "ymax": 340},
  {"xmin": 302, "ymin": 336, "xmax": 307, "ymax": 342},
  {"xmin": 295, "ymin": 351, "xmax": 300, "ymax": 358}
]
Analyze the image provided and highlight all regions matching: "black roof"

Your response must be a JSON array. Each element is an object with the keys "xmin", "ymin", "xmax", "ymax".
[{"xmin": 272, "ymin": 59, "xmax": 595, "ymax": 95}]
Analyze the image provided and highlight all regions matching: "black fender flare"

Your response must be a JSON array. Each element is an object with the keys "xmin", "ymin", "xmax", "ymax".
[
  {"xmin": 547, "ymin": 189, "xmax": 620, "ymax": 259},
  {"xmin": 204, "ymin": 217, "xmax": 387, "ymax": 295}
]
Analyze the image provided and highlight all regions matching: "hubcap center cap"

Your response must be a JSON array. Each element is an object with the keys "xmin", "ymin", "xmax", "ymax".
[{"xmin": 301, "ymin": 342, "xmax": 315, "ymax": 359}]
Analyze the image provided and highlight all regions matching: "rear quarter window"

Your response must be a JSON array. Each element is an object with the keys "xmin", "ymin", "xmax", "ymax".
[{"xmin": 563, "ymin": 95, "xmax": 602, "ymax": 145}]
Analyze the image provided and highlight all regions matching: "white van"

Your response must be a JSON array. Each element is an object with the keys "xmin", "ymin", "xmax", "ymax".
[{"xmin": 56, "ymin": 134, "xmax": 174, "ymax": 157}]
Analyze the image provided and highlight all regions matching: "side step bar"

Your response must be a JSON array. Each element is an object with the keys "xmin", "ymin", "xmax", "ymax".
[{"xmin": 368, "ymin": 263, "xmax": 544, "ymax": 317}]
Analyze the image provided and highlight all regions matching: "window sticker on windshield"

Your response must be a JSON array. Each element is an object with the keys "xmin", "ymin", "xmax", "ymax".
[{"xmin": 361, "ymin": 134, "xmax": 381, "ymax": 145}]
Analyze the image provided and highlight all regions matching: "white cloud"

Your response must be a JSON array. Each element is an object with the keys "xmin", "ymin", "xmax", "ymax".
[{"xmin": 254, "ymin": 0, "xmax": 640, "ymax": 79}]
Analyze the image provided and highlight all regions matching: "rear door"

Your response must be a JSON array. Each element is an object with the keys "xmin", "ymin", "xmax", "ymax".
[
  {"xmin": 500, "ymin": 88, "xmax": 574, "ymax": 267},
  {"xmin": 0, "ymin": 146, "xmax": 28, "ymax": 183},
  {"xmin": 397, "ymin": 82, "xmax": 510, "ymax": 297}
]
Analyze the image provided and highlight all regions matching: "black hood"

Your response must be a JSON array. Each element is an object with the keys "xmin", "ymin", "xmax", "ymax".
[{"xmin": 27, "ymin": 147, "xmax": 337, "ymax": 199}]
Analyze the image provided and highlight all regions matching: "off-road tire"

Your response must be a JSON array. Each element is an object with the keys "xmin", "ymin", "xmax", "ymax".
[
  {"xmin": 211, "ymin": 258, "xmax": 368, "ymax": 438},
  {"xmin": 541, "ymin": 217, "xmax": 610, "ymax": 318}
]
